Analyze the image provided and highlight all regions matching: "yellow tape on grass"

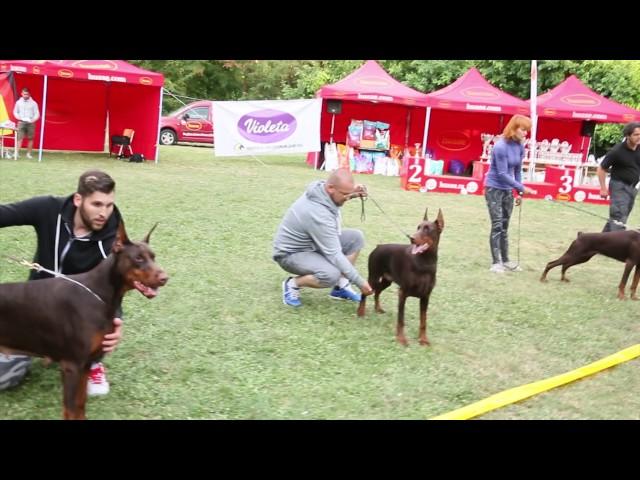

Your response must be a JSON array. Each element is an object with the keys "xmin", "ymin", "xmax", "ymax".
[{"xmin": 431, "ymin": 344, "xmax": 640, "ymax": 420}]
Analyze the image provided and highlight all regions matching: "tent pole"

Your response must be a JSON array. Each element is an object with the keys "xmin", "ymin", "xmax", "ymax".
[
  {"xmin": 405, "ymin": 108, "xmax": 411, "ymax": 148},
  {"xmin": 154, "ymin": 87, "xmax": 164, "ymax": 164},
  {"xmin": 421, "ymin": 106, "xmax": 431, "ymax": 158},
  {"xmin": 329, "ymin": 113, "xmax": 335, "ymax": 144},
  {"xmin": 528, "ymin": 60, "xmax": 538, "ymax": 181},
  {"xmin": 37, "ymin": 75, "xmax": 48, "ymax": 163}
]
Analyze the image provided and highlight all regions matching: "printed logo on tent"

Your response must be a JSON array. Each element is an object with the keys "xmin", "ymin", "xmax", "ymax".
[
  {"xmin": 622, "ymin": 113, "xmax": 637, "ymax": 122},
  {"xmin": 466, "ymin": 181, "xmax": 479, "ymax": 193},
  {"xmin": 436, "ymin": 130, "xmax": 471, "ymax": 151},
  {"xmin": 57, "ymin": 69, "xmax": 74, "ymax": 78},
  {"xmin": 543, "ymin": 108, "xmax": 557, "ymax": 116},
  {"xmin": 186, "ymin": 121, "xmax": 203, "ymax": 131},
  {"xmin": 237, "ymin": 109, "xmax": 296, "ymax": 144},
  {"xmin": 357, "ymin": 94, "xmax": 394, "ymax": 102},
  {"xmin": 355, "ymin": 76, "xmax": 391, "ymax": 89},
  {"xmin": 71, "ymin": 60, "xmax": 118, "ymax": 70},
  {"xmin": 560, "ymin": 94, "xmax": 601, "ymax": 107},
  {"xmin": 556, "ymin": 193, "xmax": 571, "ymax": 201},
  {"xmin": 461, "ymin": 87, "xmax": 499, "ymax": 99},
  {"xmin": 139, "ymin": 77, "xmax": 153, "ymax": 85},
  {"xmin": 437, "ymin": 101, "xmax": 453, "ymax": 108}
]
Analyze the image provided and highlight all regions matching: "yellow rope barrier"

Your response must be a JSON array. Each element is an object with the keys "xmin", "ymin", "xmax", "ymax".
[{"xmin": 430, "ymin": 344, "xmax": 640, "ymax": 420}]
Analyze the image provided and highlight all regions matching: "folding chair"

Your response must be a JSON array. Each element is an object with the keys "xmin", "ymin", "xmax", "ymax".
[{"xmin": 110, "ymin": 128, "xmax": 135, "ymax": 158}]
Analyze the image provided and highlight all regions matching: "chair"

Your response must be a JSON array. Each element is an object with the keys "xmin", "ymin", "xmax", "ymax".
[{"xmin": 110, "ymin": 129, "xmax": 135, "ymax": 158}]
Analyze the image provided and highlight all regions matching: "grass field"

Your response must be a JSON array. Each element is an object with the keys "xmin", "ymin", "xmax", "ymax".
[{"xmin": 1, "ymin": 145, "xmax": 639, "ymax": 419}]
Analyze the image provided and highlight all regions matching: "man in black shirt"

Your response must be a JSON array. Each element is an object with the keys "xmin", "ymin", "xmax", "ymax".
[{"xmin": 597, "ymin": 122, "xmax": 640, "ymax": 232}]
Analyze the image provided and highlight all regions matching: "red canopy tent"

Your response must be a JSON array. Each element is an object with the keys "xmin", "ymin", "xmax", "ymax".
[
  {"xmin": 532, "ymin": 74, "xmax": 640, "ymax": 162},
  {"xmin": 309, "ymin": 60, "xmax": 430, "ymax": 167},
  {"xmin": 422, "ymin": 68, "xmax": 530, "ymax": 172},
  {"xmin": 0, "ymin": 60, "xmax": 164, "ymax": 161}
]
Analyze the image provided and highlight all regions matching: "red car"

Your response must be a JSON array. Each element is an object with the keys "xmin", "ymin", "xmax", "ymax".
[{"xmin": 159, "ymin": 100, "xmax": 214, "ymax": 145}]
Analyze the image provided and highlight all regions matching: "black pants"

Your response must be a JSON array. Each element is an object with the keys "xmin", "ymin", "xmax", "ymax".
[
  {"xmin": 603, "ymin": 178, "xmax": 638, "ymax": 232},
  {"xmin": 485, "ymin": 187, "xmax": 514, "ymax": 264}
]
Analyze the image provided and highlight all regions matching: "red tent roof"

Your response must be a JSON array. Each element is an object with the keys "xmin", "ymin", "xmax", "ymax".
[
  {"xmin": 0, "ymin": 60, "xmax": 163, "ymax": 87},
  {"xmin": 533, "ymin": 74, "xmax": 640, "ymax": 123},
  {"xmin": 316, "ymin": 60, "xmax": 430, "ymax": 107},
  {"xmin": 425, "ymin": 67, "xmax": 529, "ymax": 115}
]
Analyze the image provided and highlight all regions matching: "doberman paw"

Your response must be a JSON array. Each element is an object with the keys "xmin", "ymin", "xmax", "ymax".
[
  {"xmin": 396, "ymin": 336, "xmax": 409, "ymax": 347},
  {"xmin": 419, "ymin": 338, "xmax": 431, "ymax": 346},
  {"xmin": 375, "ymin": 307, "xmax": 386, "ymax": 314}
]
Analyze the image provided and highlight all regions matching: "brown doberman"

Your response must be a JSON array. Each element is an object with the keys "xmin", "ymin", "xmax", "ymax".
[
  {"xmin": 0, "ymin": 221, "xmax": 168, "ymax": 419},
  {"xmin": 357, "ymin": 208, "xmax": 444, "ymax": 346},
  {"xmin": 541, "ymin": 229, "xmax": 640, "ymax": 300}
]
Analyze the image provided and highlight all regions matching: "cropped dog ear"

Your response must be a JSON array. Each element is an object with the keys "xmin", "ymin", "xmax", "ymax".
[
  {"xmin": 436, "ymin": 209, "xmax": 445, "ymax": 231},
  {"xmin": 423, "ymin": 207, "xmax": 429, "ymax": 221},
  {"xmin": 112, "ymin": 220, "xmax": 131, "ymax": 253},
  {"xmin": 143, "ymin": 223, "xmax": 159, "ymax": 244}
]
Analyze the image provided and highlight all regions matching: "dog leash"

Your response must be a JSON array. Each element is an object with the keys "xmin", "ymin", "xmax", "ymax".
[
  {"xmin": 545, "ymin": 197, "xmax": 629, "ymax": 229},
  {"xmin": 359, "ymin": 193, "xmax": 412, "ymax": 241},
  {"xmin": 4, "ymin": 255, "xmax": 105, "ymax": 304}
]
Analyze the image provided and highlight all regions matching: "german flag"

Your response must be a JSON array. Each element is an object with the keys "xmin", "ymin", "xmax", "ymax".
[{"xmin": 0, "ymin": 71, "xmax": 17, "ymax": 135}]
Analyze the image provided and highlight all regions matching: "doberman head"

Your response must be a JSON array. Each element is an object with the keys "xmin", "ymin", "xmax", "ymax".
[
  {"xmin": 409, "ymin": 208, "xmax": 445, "ymax": 255},
  {"xmin": 357, "ymin": 207, "xmax": 445, "ymax": 346},
  {"xmin": 111, "ymin": 221, "xmax": 168, "ymax": 299}
]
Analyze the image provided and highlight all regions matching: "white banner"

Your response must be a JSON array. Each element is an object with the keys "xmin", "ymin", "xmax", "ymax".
[{"xmin": 212, "ymin": 98, "xmax": 321, "ymax": 156}]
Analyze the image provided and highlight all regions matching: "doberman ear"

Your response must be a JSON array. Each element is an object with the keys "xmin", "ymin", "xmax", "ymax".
[
  {"xmin": 112, "ymin": 220, "xmax": 130, "ymax": 253},
  {"xmin": 436, "ymin": 209, "xmax": 445, "ymax": 232},
  {"xmin": 143, "ymin": 223, "xmax": 159, "ymax": 244},
  {"xmin": 423, "ymin": 207, "xmax": 429, "ymax": 221}
]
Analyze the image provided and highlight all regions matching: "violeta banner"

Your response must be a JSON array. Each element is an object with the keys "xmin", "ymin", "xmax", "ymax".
[{"xmin": 212, "ymin": 98, "xmax": 321, "ymax": 156}]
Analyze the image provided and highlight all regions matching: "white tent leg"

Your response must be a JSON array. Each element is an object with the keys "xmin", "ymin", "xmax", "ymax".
[
  {"xmin": 154, "ymin": 87, "xmax": 164, "ymax": 164},
  {"xmin": 37, "ymin": 75, "xmax": 48, "ymax": 162},
  {"xmin": 421, "ymin": 106, "xmax": 431, "ymax": 158}
]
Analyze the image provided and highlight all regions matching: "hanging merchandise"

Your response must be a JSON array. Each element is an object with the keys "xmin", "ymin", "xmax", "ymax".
[{"xmin": 323, "ymin": 142, "xmax": 339, "ymax": 171}]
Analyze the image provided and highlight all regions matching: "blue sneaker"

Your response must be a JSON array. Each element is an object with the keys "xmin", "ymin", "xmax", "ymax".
[
  {"xmin": 282, "ymin": 277, "xmax": 302, "ymax": 307},
  {"xmin": 329, "ymin": 285, "xmax": 361, "ymax": 302}
]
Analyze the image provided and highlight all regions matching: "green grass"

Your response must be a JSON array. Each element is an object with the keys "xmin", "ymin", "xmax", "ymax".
[{"xmin": 1, "ymin": 146, "xmax": 639, "ymax": 419}]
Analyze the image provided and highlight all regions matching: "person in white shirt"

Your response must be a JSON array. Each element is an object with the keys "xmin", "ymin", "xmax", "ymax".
[{"xmin": 13, "ymin": 87, "xmax": 40, "ymax": 159}]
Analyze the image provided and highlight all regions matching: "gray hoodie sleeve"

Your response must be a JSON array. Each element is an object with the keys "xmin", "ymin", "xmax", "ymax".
[{"xmin": 305, "ymin": 208, "xmax": 365, "ymax": 288}]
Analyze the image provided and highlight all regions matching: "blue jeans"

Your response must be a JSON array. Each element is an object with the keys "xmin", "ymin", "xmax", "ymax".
[{"xmin": 484, "ymin": 187, "xmax": 514, "ymax": 264}]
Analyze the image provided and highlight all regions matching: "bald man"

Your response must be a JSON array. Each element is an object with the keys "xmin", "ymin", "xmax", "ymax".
[{"xmin": 273, "ymin": 168, "xmax": 373, "ymax": 307}]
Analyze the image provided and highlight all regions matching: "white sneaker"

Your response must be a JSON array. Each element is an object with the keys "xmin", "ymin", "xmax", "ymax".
[
  {"xmin": 503, "ymin": 261, "xmax": 523, "ymax": 272},
  {"xmin": 489, "ymin": 263, "xmax": 506, "ymax": 273},
  {"xmin": 26, "ymin": 153, "xmax": 32, "ymax": 159},
  {"xmin": 87, "ymin": 362, "xmax": 110, "ymax": 396}
]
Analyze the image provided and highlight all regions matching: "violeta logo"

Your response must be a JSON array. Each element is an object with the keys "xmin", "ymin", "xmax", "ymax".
[{"xmin": 237, "ymin": 109, "xmax": 296, "ymax": 143}]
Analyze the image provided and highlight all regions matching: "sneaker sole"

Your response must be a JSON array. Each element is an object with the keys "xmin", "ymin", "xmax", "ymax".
[{"xmin": 329, "ymin": 295, "xmax": 361, "ymax": 302}]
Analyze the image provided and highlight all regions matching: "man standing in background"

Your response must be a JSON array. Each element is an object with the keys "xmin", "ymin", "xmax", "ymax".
[{"xmin": 13, "ymin": 87, "xmax": 40, "ymax": 159}]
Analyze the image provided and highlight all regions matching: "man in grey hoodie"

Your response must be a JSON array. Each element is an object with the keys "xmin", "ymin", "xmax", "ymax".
[{"xmin": 273, "ymin": 168, "xmax": 373, "ymax": 307}]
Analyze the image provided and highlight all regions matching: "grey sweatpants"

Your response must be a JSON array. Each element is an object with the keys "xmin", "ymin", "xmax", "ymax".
[{"xmin": 274, "ymin": 228, "xmax": 364, "ymax": 287}]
